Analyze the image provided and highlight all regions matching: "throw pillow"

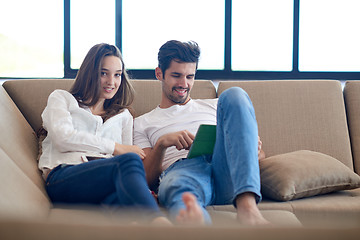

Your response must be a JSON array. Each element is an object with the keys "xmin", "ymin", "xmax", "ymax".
[{"xmin": 260, "ymin": 150, "xmax": 360, "ymax": 201}]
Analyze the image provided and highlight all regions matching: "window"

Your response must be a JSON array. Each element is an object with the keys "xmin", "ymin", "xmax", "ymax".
[
  {"xmin": 121, "ymin": 0, "xmax": 225, "ymax": 70},
  {"xmin": 70, "ymin": 0, "xmax": 115, "ymax": 69},
  {"xmin": 299, "ymin": 0, "xmax": 360, "ymax": 72},
  {"xmin": 1, "ymin": 0, "xmax": 359, "ymax": 79},
  {"xmin": 232, "ymin": 0, "xmax": 293, "ymax": 71},
  {"xmin": 0, "ymin": 0, "xmax": 63, "ymax": 78}
]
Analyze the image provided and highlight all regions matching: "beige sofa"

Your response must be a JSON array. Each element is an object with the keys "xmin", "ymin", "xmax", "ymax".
[{"xmin": 1, "ymin": 79, "xmax": 360, "ymax": 239}]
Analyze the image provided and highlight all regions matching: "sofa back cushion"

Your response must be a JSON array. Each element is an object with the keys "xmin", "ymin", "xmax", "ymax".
[
  {"xmin": 0, "ymin": 86, "xmax": 46, "ymax": 191},
  {"xmin": 344, "ymin": 81, "xmax": 360, "ymax": 174},
  {"xmin": 3, "ymin": 79, "xmax": 74, "ymax": 133},
  {"xmin": 131, "ymin": 79, "xmax": 217, "ymax": 117},
  {"xmin": 3, "ymin": 79, "xmax": 217, "ymax": 133},
  {"xmin": 217, "ymin": 80, "xmax": 353, "ymax": 169}
]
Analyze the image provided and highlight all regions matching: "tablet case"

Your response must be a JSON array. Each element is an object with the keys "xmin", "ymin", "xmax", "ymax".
[{"xmin": 187, "ymin": 124, "xmax": 216, "ymax": 159}]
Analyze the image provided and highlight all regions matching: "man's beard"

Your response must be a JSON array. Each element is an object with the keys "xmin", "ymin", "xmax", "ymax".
[{"xmin": 168, "ymin": 87, "xmax": 190, "ymax": 104}]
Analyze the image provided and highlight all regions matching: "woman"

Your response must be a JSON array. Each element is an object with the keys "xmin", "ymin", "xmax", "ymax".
[{"xmin": 38, "ymin": 43, "xmax": 169, "ymax": 224}]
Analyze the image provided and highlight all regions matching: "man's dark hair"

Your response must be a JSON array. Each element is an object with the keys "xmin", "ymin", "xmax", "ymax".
[{"xmin": 158, "ymin": 40, "xmax": 200, "ymax": 75}]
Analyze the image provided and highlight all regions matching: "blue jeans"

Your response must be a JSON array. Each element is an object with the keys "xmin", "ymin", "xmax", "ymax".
[
  {"xmin": 157, "ymin": 87, "xmax": 261, "ymax": 223},
  {"xmin": 46, "ymin": 153, "xmax": 162, "ymax": 219}
]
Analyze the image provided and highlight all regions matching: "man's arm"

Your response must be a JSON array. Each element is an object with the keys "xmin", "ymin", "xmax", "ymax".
[{"xmin": 142, "ymin": 130, "xmax": 195, "ymax": 189}]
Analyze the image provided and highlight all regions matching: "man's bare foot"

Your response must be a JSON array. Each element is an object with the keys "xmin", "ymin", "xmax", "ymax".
[
  {"xmin": 151, "ymin": 216, "xmax": 173, "ymax": 226},
  {"xmin": 236, "ymin": 192, "xmax": 270, "ymax": 226},
  {"xmin": 176, "ymin": 192, "xmax": 205, "ymax": 225}
]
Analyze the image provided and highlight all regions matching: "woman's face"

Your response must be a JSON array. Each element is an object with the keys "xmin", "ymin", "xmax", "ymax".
[{"xmin": 99, "ymin": 55, "xmax": 122, "ymax": 101}]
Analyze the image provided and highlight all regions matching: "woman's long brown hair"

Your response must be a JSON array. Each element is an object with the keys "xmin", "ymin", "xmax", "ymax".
[{"xmin": 70, "ymin": 43, "xmax": 135, "ymax": 121}]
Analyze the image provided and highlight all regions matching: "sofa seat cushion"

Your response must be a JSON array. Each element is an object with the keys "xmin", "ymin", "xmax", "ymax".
[
  {"xmin": 208, "ymin": 209, "xmax": 301, "ymax": 227},
  {"xmin": 290, "ymin": 188, "xmax": 360, "ymax": 227},
  {"xmin": 0, "ymin": 149, "xmax": 51, "ymax": 220},
  {"xmin": 212, "ymin": 189, "xmax": 360, "ymax": 227},
  {"xmin": 48, "ymin": 206, "xmax": 140, "ymax": 225},
  {"xmin": 260, "ymin": 150, "xmax": 360, "ymax": 201}
]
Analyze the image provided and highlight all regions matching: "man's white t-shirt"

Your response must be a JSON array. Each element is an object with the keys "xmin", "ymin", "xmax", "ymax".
[{"xmin": 134, "ymin": 98, "xmax": 218, "ymax": 170}]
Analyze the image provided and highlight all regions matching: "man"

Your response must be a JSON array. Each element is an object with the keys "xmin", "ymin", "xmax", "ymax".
[{"xmin": 134, "ymin": 40, "xmax": 268, "ymax": 225}]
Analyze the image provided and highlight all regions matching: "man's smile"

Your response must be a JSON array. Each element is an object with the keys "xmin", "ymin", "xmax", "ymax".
[{"xmin": 173, "ymin": 87, "xmax": 189, "ymax": 96}]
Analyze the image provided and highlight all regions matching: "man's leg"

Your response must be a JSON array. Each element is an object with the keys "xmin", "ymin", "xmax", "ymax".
[
  {"xmin": 211, "ymin": 87, "xmax": 268, "ymax": 225},
  {"xmin": 157, "ymin": 157, "xmax": 213, "ymax": 224}
]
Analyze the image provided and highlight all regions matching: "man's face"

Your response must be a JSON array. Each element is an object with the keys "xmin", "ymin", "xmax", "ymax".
[{"xmin": 156, "ymin": 60, "xmax": 196, "ymax": 108}]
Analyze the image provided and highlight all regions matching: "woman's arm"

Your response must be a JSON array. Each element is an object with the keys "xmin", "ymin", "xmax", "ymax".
[
  {"xmin": 42, "ymin": 90, "xmax": 115, "ymax": 154},
  {"xmin": 121, "ymin": 109, "xmax": 134, "ymax": 145}
]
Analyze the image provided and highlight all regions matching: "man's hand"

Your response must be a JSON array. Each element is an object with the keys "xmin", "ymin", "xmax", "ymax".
[
  {"xmin": 158, "ymin": 130, "xmax": 195, "ymax": 151},
  {"xmin": 142, "ymin": 130, "xmax": 194, "ymax": 189}
]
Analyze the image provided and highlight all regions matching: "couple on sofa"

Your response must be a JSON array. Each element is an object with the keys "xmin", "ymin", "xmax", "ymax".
[{"xmin": 38, "ymin": 40, "xmax": 268, "ymax": 226}]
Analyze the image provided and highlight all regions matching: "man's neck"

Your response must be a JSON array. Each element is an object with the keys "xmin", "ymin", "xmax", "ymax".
[{"xmin": 159, "ymin": 98, "xmax": 191, "ymax": 109}]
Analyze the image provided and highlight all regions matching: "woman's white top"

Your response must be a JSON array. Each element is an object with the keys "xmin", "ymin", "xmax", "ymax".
[{"xmin": 38, "ymin": 89, "xmax": 133, "ymax": 173}]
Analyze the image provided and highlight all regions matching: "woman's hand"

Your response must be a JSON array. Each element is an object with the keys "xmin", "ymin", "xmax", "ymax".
[{"xmin": 113, "ymin": 142, "xmax": 146, "ymax": 159}]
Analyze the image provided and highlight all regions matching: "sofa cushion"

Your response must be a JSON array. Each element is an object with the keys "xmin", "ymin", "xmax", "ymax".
[
  {"xmin": 3, "ymin": 79, "xmax": 217, "ymax": 132},
  {"xmin": 344, "ymin": 80, "xmax": 360, "ymax": 174},
  {"xmin": 0, "ymin": 149, "xmax": 51, "ymax": 220},
  {"xmin": 208, "ymin": 209, "xmax": 301, "ymax": 227},
  {"xmin": 289, "ymin": 188, "xmax": 360, "ymax": 227},
  {"xmin": 131, "ymin": 79, "xmax": 217, "ymax": 117},
  {"xmin": 0, "ymin": 86, "xmax": 44, "ymax": 191},
  {"xmin": 3, "ymin": 79, "xmax": 74, "ymax": 133},
  {"xmin": 217, "ymin": 80, "xmax": 353, "ymax": 170},
  {"xmin": 260, "ymin": 150, "xmax": 360, "ymax": 201}
]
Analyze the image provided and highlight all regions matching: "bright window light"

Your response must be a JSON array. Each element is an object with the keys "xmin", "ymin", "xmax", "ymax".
[
  {"xmin": 0, "ymin": 0, "xmax": 63, "ymax": 78},
  {"xmin": 122, "ymin": 0, "xmax": 225, "ymax": 70},
  {"xmin": 232, "ymin": 0, "xmax": 293, "ymax": 71},
  {"xmin": 299, "ymin": 0, "xmax": 360, "ymax": 72},
  {"xmin": 70, "ymin": 0, "xmax": 116, "ymax": 69}
]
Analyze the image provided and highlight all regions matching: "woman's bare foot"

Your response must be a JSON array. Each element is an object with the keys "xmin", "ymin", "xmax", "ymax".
[
  {"xmin": 176, "ymin": 192, "xmax": 205, "ymax": 225},
  {"xmin": 236, "ymin": 193, "xmax": 270, "ymax": 226}
]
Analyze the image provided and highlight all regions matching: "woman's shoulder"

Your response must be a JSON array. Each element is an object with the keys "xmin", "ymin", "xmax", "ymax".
[
  {"xmin": 110, "ymin": 108, "xmax": 133, "ymax": 121},
  {"xmin": 48, "ymin": 89, "xmax": 73, "ymax": 99},
  {"xmin": 121, "ymin": 108, "xmax": 132, "ymax": 117},
  {"xmin": 47, "ymin": 89, "xmax": 77, "ymax": 106}
]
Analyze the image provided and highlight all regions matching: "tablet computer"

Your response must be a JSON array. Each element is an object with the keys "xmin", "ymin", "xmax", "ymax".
[{"xmin": 187, "ymin": 124, "xmax": 216, "ymax": 159}]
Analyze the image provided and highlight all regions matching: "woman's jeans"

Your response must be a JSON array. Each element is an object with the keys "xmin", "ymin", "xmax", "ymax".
[
  {"xmin": 46, "ymin": 153, "xmax": 162, "ymax": 219},
  {"xmin": 157, "ymin": 87, "xmax": 261, "ymax": 223}
]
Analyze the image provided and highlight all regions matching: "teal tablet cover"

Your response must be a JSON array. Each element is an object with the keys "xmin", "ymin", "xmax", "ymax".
[{"xmin": 187, "ymin": 124, "xmax": 216, "ymax": 159}]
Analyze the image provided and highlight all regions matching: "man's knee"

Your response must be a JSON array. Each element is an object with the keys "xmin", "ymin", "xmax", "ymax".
[
  {"xmin": 219, "ymin": 87, "xmax": 251, "ymax": 105},
  {"xmin": 158, "ymin": 172, "xmax": 203, "ymax": 206}
]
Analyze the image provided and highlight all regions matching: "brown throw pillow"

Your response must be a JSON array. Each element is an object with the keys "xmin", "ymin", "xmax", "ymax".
[{"xmin": 260, "ymin": 150, "xmax": 360, "ymax": 201}]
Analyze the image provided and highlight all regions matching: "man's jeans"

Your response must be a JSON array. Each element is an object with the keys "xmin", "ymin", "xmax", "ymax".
[
  {"xmin": 158, "ymin": 87, "xmax": 261, "ymax": 223},
  {"xmin": 46, "ymin": 153, "xmax": 162, "ymax": 218}
]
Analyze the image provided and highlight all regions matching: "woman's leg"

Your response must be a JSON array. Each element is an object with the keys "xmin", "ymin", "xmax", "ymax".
[{"xmin": 46, "ymin": 153, "xmax": 161, "ymax": 216}]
